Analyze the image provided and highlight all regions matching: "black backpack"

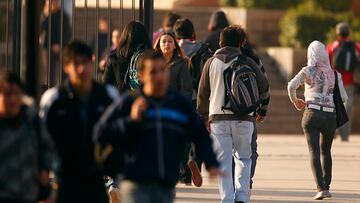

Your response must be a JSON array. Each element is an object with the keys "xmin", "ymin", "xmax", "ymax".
[
  {"xmin": 189, "ymin": 43, "xmax": 213, "ymax": 92},
  {"xmin": 332, "ymin": 41, "xmax": 359, "ymax": 72},
  {"xmin": 222, "ymin": 55, "xmax": 261, "ymax": 115}
]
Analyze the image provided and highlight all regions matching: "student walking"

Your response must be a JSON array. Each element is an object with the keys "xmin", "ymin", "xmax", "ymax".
[
  {"xmin": 288, "ymin": 41, "xmax": 348, "ymax": 200},
  {"xmin": 103, "ymin": 21, "xmax": 152, "ymax": 92},
  {"xmin": 204, "ymin": 10, "xmax": 229, "ymax": 52},
  {"xmin": 327, "ymin": 22, "xmax": 360, "ymax": 141},
  {"xmin": 154, "ymin": 31, "xmax": 193, "ymax": 100},
  {"xmin": 197, "ymin": 25, "xmax": 270, "ymax": 203},
  {"xmin": 0, "ymin": 70, "xmax": 53, "ymax": 203},
  {"xmin": 93, "ymin": 50, "xmax": 222, "ymax": 203},
  {"xmin": 40, "ymin": 41, "xmax": 119, "ymax": 203}
]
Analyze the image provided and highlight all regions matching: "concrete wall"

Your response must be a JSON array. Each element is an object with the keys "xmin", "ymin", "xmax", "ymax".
[{"xmin": 266, "ymin": 47, "xmax": 307, "ymax": 80}]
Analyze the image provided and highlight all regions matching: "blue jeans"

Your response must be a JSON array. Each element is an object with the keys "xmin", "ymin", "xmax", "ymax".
[
  {"xmin": 210, "ymin": 120, "xmax": 253, "ymax": 203},
  {"xmin": 121, "ymin": 181, "xmax": 174, "ymax": 203}
]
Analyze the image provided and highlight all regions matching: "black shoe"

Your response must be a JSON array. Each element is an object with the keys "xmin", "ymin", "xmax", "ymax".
[{"xmin": 235, "ymin": 201, "xmax": 245, "ymax": 203}]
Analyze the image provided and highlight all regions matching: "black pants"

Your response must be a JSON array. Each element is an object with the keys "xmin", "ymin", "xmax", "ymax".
[{"xmin": 302, "ymin": 108, "xmax": 336, "ymax": 191}]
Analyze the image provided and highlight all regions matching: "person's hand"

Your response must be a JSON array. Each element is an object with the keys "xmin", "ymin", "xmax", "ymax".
[
  {"xmin": 39, "ymin": 170, "xmax": 50, "ymax": 186},
  {"xmin": 99, "ymin": 59, "xmax": 106, "ymax": 71},
  {"xmin": 293, "ymin": 98, "xmax": 306, "ymax": 111},
  {"xmin": 204, "ymin": 121, "xmax": 211, "ymax": 134},
  {"xmin": 207, "ymin": 167, "xmax": 225, "ymax": 180},
  {"xmin": 256, "ymin": 115, "xmax": 265, "ymax": 123},
  {"xmin": 130, "ymin": 97, "xmax": 148, "ymax": 122}
]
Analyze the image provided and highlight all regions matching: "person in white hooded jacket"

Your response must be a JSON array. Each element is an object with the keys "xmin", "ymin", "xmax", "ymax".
[{"xmin": 288, "ymin": 41, "xmax": 348, "ymax": 200}]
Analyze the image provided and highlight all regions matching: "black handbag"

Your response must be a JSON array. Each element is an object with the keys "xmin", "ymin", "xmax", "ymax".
[{"xmin": 333, "ymin": 71, "xmax": 349, "ymax": 127}]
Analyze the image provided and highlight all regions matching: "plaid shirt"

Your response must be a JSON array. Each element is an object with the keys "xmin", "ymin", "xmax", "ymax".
[{"xmin": 0, "ymin": 105, "xmax": 53, "ymax": 202}]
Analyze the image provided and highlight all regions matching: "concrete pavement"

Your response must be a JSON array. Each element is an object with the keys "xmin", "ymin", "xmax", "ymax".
[{"xmin": 175, "ymin": 135, "xmax": 360, "ymax": 203}]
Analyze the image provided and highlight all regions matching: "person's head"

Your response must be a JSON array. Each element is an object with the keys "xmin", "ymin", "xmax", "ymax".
[
  {"xmin": 63, "ymin": 41, "xmax": 93, "ymax": 87},
  {"xmin": 118, "ymin": 21, "xmax": 152, "ymax": 60},
  {"xmin": 154, "ymin": 32, "xmax": 184, "ymax": 61},
  {"xmin": 174, "ymin": 18, "xmax": 195, "ymax": 40},
  {"xmin": 307, "ymin": 40, "xmax": 330, "ymax": 68},
  {"xmin": 219, "ymin": 25, "xmax": 246, "ymax": 48},
  {"xmin": 43, "ymin": 0, "xmax": 60, "ymax": 16},
  {"xmin": 99, "ymin": 17, "xmax": 109, "ymax": 33},
  {"xmin": 0, "ymin": 70, "xmax": 24, "ymax": 118},
  {"xmin": 162, "ymin": 12, "xmax": 181, "ymax": 31},
  {"xmin": 111, "ymin": 29, "xmax": 121, "ymax": 47},
  {"xmin": 137, "ymin": 50, "xmax": 169, "ymax": 97},
  {"xmin": 336, "ymin": 22, "xmax": 350, "ymax": 38},
  {"xmin": 208, "ymin": 10, "xmax": 229, "ymax": 32}
]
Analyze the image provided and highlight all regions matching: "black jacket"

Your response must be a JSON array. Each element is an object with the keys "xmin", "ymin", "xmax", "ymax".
[
  {"xmin": 103, "ymin": 51, "xmax": 130, "ymax": 92},
  {"xmin": 167, "ymin": 56, "xmax": 193, "ymax": 100},
  {"xmin": 40, "ymin": 79, "xmax": 119, "ymax": 180},
  {"xmin": 93, "ymin": 89, "xmax": 219, "ymax": 188}
]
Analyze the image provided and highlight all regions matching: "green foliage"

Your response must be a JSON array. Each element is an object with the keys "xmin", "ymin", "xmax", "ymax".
[
  {"xmin": 237, "ymin": 0, "xmax": 303, "ymax": 9},
  {"xmin": 325, "ymin": 13, "xmax": 360, "ymax": 45},
  {"xmin": 279, "ymin": 1, "xmax": 338, "ymax": 48},
  {"xmin": 313, "ymin": 0, "xmax": 352, "ymax": 13}
]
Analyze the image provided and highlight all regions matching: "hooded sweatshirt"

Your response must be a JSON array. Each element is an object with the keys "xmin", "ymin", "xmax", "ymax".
[
  {"xmin": 288, "ymin": 41, "xmax": 348, "ymax": 107},
  {"xmin": 178, "ymin": 39, "xmax": 203, "ymax": 57},
  {"xmin": 197, "ymin": 46, "xmax": 270, "ymax": 122}
]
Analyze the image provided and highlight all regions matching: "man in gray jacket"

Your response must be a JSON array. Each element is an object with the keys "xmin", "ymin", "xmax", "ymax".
[{"xmin": 197, "ymin": 25, "xmax": 270, "ymax": 203}]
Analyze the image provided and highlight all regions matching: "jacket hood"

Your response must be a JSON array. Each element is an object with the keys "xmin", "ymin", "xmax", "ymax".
[
  {"xmin": 307, "ymin": 40, "xmax": 331, "ymax": 70},
  {"xmin": 214, "ymin": 46, "xmax": 242, "ymax": 63},
  {"xmin": 178, "ymin": 39, "xmax": 202, "ymax": 57}
]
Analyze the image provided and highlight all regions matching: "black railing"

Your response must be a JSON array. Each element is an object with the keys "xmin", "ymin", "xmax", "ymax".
[{"xmin": 1, "ymin": 0, "xmax": 154, "ymax": 99}]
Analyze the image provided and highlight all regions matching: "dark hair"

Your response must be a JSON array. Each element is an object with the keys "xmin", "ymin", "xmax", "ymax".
[
  {"xmin": 208, "ymin": 10, "xmax": 229, "ymax": 32},
  {"xmin": 174, "ymin": 18, "xmax": 195, "ymax": 39},
  {"xmin": 0, "ymin": 70, "xmax": 24, "ymax": 93},
  {"xmin": 163, "ymin": 12, "xmax": 181, "ymax": 29},
  {"xmin": 154, "ymin": 32, "xmax": 185, "ymax": 62},
  {"xmin": 219, "ymin": 25, "xmax": 246, "ymax": 48},
  {"xmin": 117, "ymin": 21, "xmax": 152, "ymax": 61},
  {"xmin": 137, "ymin": 50, "xmax": 165, "ymax": 72},
  {"xmin": 63, "ymin": 40, "xmax": 93, "ymax": 65}
]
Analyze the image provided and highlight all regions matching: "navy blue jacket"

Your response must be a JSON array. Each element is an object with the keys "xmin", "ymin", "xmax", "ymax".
[{"xmin": 93, "ymin": 89, "xmax": 219, "ymax": 188}]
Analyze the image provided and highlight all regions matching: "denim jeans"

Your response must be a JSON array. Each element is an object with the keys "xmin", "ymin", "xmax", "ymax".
[
  {"xmin": 250, "ymin": 121, "xmax": 258, "ymax": 189},
  {"xmin": 302, "ymin": 108, "xmax": 336, "ymax": 191},
  {"xmin": 339, "ymin": 85, "xmax": 355, "ymax": 141},
  {"xmin": 121, "ymin": 180, "xmax": 174, "ymax": 203},
  {"xmin": 210, "ymin": 120, "xmax": 253, "ymax": 203}
]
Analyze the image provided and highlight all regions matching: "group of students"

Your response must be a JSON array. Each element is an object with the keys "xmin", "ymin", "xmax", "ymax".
[
  {"xmin": 1, "ymin": 7, "xmax": 357, "ymax": 203},
  {"xmin": 0, "ymin": 9, "xmax": 271, "ymax": 203}
]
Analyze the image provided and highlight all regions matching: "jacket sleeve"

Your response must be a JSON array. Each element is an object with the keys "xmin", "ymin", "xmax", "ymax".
[
  {"xmin": 196, "ymin": 57, "xmax": 214, "ymax": 122},
  {"xmin": 178, "ymin": 61, "xmax": 193, "ymax": 101},
  {"xmin": 187, "ymin": 103, "xmax": 219, "ymax": 169},
  {"xmin": 337, "ymin": 72, "xmax": 348, "ymax": 103},
  {"xmin": 103, "ymin": 61, "xmax": 117, "ymax": 86},
  {"xmin": 287, "ymin": 68, "xmax": 306, "ymax": 103},
  {"xmin": 92, "ymin": 96, "xmax": 139, "ymax": 147}
]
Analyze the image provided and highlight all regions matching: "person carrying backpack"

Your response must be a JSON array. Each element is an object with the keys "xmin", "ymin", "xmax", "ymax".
[
  {"xmin": 197, "ymin": 25, "xmax": 269, "ymax": 203},
  {"xmin": 103, "ymin": 21, "xmax": 152, "ymax": 92},
  {"xmin": 173, "ymin": 18, "xmax": 213, "ymax": 186},
  {"xmin": 327, "ymin": 22, "xmax": 360, "ymax": 142}
]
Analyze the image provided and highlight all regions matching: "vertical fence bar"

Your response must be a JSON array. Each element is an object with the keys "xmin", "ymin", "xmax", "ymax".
[
  {"xmin": 95, "ymin": 0, "xmax": 99, "ymax": 79},
  {"xmin": 25, "ymin": 0, "xmax": 41, "ymax": 99},
  {"xmin": 139, "ymin": 0, "xmax": 143, "ymax": 22},
  {"xmin": 47, "ymin": 0, "xmax": 52, "ymax": 88},
  {"xmin": 5, "ymin": 0, "xmax": 10, "ymax": 70},
  {"xmin": 108, "ymin": 0, "xmax": 111, "ymax": 52},
  {"xmin": 85, "ymin": 0, "xmax": 88, "ymax": 42},
  {"xmin": 12, "ymin": 0, "xmax": 22, "ymax": 74},
  {"xmin": 120, "ymin": 0, "xmax": 123, "ymax": 31},
  {"xmin": 72, "ymin": 0, "xmax": 76, "ymax": 39},
  {"xmin": 60, "ymin": 0, "xmax": 64, "ymax": 83},
  {"xmin": 132, "ymin": 0, "xmax": 135, "ymax": 20},
  {"xmin": 144, "ymin": 0, "xmax": 153, "ymax": 45}
]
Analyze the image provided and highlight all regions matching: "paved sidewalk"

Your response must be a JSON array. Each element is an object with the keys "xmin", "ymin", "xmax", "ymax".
[{"xmin": 175, "ymin": 135, "xmax": 360, "ymax": 203}]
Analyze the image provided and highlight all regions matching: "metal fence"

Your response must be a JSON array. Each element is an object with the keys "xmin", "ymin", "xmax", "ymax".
[{"xmin": 0, "ymin": 0, "xmax": 153, "ymax": 98}]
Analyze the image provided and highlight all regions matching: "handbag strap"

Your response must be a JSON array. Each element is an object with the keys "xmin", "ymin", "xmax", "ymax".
[{"xmin": 334, "ymin": 71, "xmax": 339, "ymax": 93}]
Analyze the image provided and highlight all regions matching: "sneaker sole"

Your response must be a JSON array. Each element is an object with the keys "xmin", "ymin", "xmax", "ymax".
[{"xmin": 188, "ymin": 160, "xmax": 202, "ymax": 187}]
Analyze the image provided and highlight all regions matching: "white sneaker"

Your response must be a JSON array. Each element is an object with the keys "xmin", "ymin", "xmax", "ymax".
[{"xmin": 313, "ymin": 191, "xmax": 326, "ymax": 200}]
